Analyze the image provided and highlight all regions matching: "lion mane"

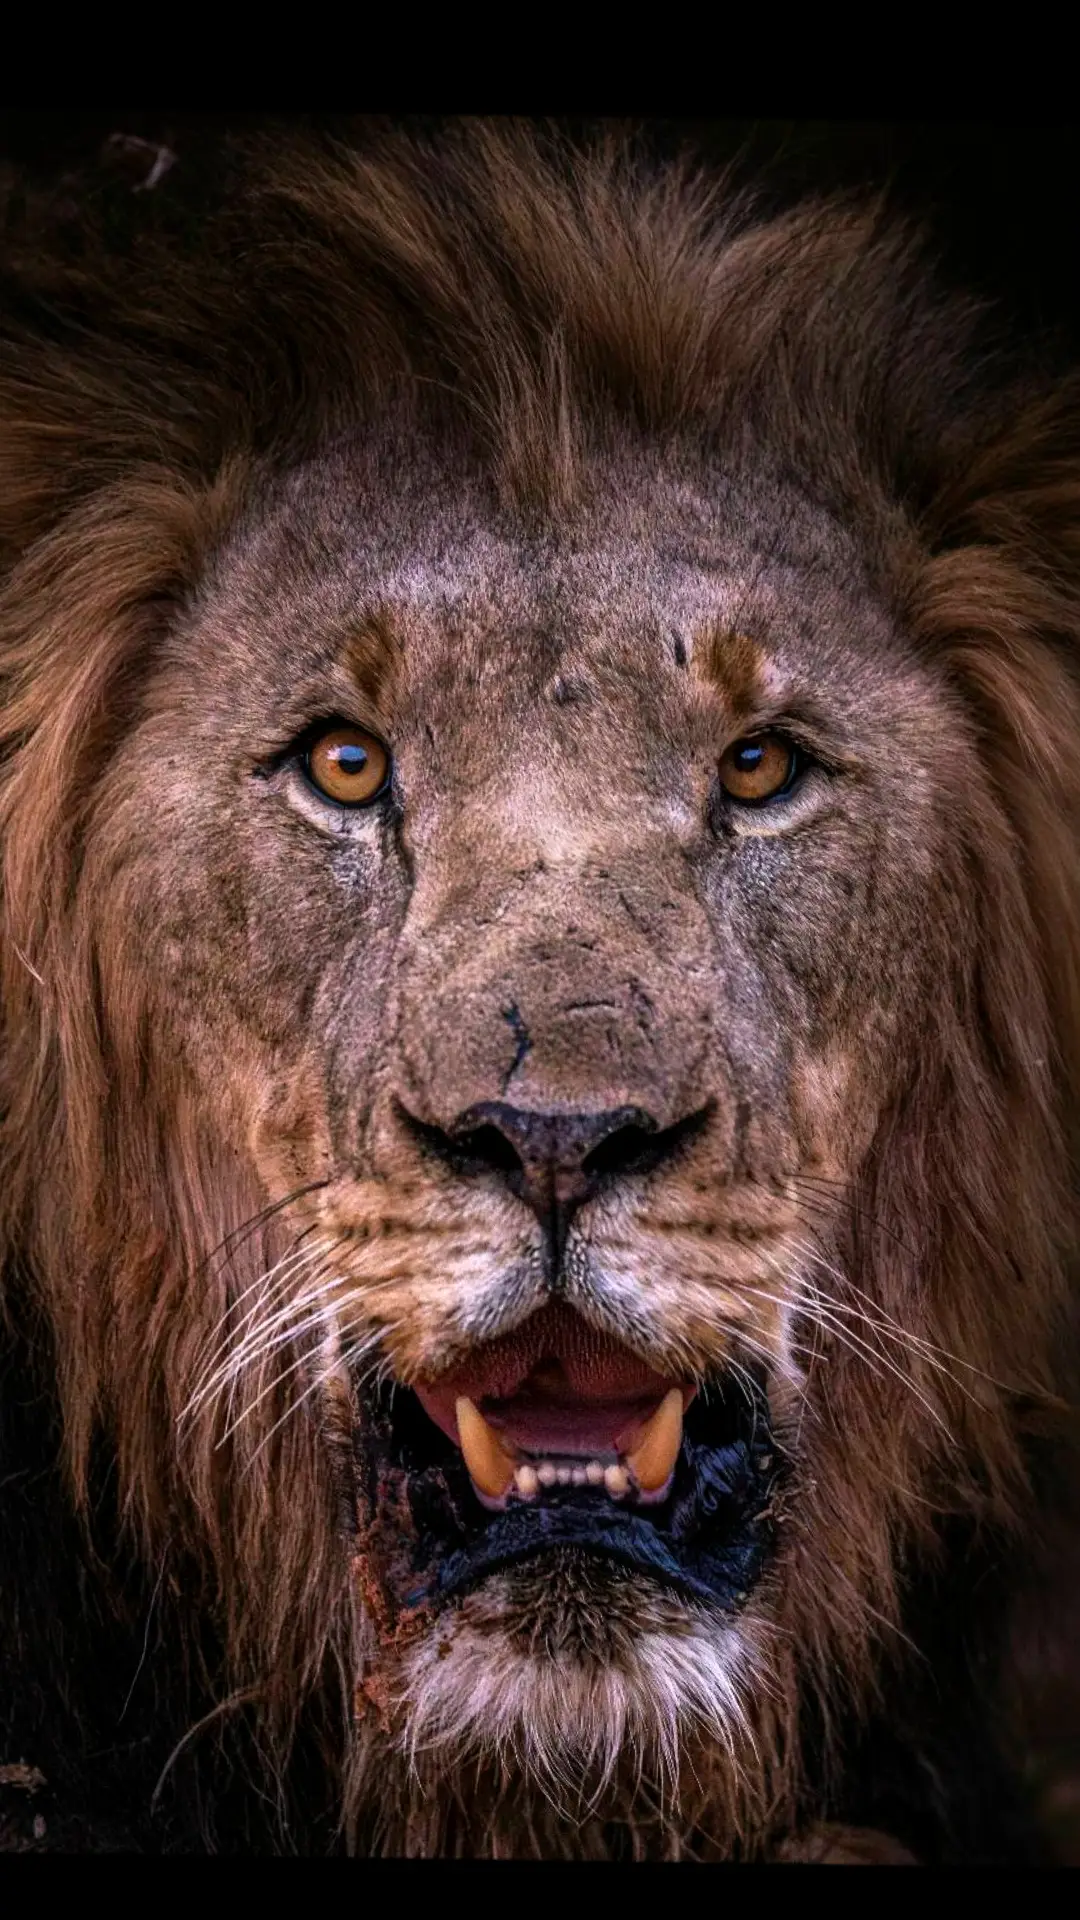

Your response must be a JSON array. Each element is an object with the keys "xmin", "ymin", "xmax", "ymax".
[{"xmin": 1, "ymin": 123, "xmax": 1079, "ymax": 1860}]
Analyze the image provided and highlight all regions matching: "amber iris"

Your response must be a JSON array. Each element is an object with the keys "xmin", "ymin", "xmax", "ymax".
[
  {"xmin": 718, "ymin": 732, "xmax": 797, "ymax": 803},
  {"xmin": 305, "ymin": 725, "xmax": 390, "ymax": 806}
]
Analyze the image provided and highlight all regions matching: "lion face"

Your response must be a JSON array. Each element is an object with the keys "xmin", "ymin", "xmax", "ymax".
[
  {"xmin": 4, "ymin": 128, "xmax": 1078, "ymax": 1857},
  {"xmin": 93, "ymin": 437, "xmax": 985, "ymax": 1792}
]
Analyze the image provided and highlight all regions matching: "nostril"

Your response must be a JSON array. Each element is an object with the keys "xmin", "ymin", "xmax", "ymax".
[
  {"xmin": 397, "ymin": 1096, "xmax": 712, "ymax": 1192},
  {"xmin": 393, "ymin": 1102, "xmax": 527, "ymax": 1180},
  {"xmin": 582, "ymin": 1105, "xmax": 713, "ymax": 1182},
  {"xmin": 452, "ymin": 1101, "xmax": 662, "ymax": 1191},
  {"xmin": 448, "ymin": 1122, "xmax": 524, "ymax": 1179},
  {"xmin": 581, "ymin": 1121, "xmax": 660, "ymax": 1180}
]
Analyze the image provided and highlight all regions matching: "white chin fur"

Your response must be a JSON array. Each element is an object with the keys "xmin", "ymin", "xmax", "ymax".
[{"xmin": 392, "ymin": 1607, "xmax": 760, "ymax": 1803}]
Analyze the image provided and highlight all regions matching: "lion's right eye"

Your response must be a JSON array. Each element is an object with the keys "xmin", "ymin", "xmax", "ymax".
[
  {"xmin": 718, "ymin": 732, "xmax": 800, "ymax": 805},
  {"xmin": 303, "ymin": 724, "xmax": 391, "ymax": 807}
]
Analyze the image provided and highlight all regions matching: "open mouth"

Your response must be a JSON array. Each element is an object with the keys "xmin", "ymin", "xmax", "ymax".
[{"xmin": 354, "ymin": 1304, "xmax": 779, "ymax": 1617}]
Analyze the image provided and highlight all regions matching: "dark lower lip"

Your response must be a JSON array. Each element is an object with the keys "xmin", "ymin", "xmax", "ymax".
[
  {"xmin": 352, "ymin": 1373, "xmax": 779, "ymax": 1619},
  {"xmin": 433, "ymin": 1430, "xmax": 774, "ymax": 1609}
]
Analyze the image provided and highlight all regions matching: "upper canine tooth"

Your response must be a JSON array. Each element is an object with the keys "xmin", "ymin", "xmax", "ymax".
[
  {"xmin": 455, "ymin": 1396, "xmax": 517, "ymax": 1499},
  {"xmin": 626, "ymin": 1388, "xmax": 684, "ymax": 1492}
]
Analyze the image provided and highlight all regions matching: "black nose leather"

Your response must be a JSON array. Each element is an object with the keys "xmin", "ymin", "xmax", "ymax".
[
  {"xmin": 399, "ymin": 1095, "xmax": 710, "ymax": 1273},
  {"xmin": 414, "ymin": 1099, "xmax": 672, "ymax": 1274},
  {"xmin": 455, "ymin": 1100, "xmax": 657, "ymax": 1208}
]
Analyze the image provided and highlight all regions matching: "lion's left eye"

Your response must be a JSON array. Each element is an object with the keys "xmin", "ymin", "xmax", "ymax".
[
  {"xmin": 718, "ymin": 732, "xmax": 800, "ymax": 804},
  {"xmin": 303, "ymin": 724, "xmax": 391, "ymax": 806}
]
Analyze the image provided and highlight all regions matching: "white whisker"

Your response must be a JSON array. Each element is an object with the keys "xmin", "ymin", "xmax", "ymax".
[
  {"xmin": 186, "ymin": 1237, "xmax": 335, "ymax": 1408},
  {"xmin": 751, "ymin": 1261, "xmax": 953, "ymax": 1437},
  {"xmin": 183, "ymin": 1247, "xmax": 344, "ymax": 1425}
]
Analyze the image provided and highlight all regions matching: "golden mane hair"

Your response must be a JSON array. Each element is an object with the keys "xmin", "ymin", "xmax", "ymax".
[{"xmin": 1, "ymin": 123, "xmax": 1078, "ymax": 1857}]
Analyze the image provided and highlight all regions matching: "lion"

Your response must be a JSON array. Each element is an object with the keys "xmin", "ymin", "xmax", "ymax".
[{"xmin": 1, "ymin": 122, "xmax": 1079, "ymax": 1861}]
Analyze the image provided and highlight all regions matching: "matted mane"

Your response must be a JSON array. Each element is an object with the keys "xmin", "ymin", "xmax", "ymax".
[{"xmin": 1, "ymin": 123, "xmax": 1079, "ymax": 1856}]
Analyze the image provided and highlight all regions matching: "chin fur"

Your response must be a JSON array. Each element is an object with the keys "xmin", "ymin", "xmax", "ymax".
[{"xmin": 346, "ymin": 1551, "xmax": 790, "ymax": 1858}]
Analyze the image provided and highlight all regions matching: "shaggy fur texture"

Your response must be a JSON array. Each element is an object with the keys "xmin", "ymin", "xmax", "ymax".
[{"xmin": 1, "ymin": 123, "xmax": 1079, "ymax": 1859}]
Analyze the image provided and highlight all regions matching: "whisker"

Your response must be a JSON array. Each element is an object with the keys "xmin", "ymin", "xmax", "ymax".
[
  {"xmin": 245, "ymin": 1324, "xmax": 399, "ymax": 1468},
  {"xmin": 215, "ymin": 1296, "xmax": 361, "ymax": 1445},
  {"xmin": 208, "ymin": 1225, "xmax": 321, "ymax": 1335},
  {"xmin": 785, "ymin": 1235, "xmax": 1000, "ymax": 1399},
  {"xmin": 190, "ymin": 1231, "xmax": 325, "ymax": 1386},
  {"xmin": 187, "ymin": 1285, "xmax": 329, "ymax": 1424},
  {"xmin": 206, "ymin": 1270, "xmax": 349, "ymax": 1400},
  {"xmin": 195, "ymin": 1178, "xmax": 331, "ymax": 1282},
  {"xmin": 794, "ymin": 1172, "xmax": 925, "ymax": 1263},
  {"xmin": 246, "ymin": 1308, "xmax": 389, "ymax": 1412},
  {"xmin": 183, "ymin": 1244, "xmax": 344, "ymax": 1422},
  {"xmin": 751, "ymin": 1262, "xmax": 953, "ymax": 1436},
  {"xmin": 801, "ymin": 1244, "xmax": 1014, "ymax": 1390}
]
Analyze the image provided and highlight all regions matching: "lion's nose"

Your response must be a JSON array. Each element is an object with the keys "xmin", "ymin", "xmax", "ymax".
[
  {"xmin": 454, "ymin": 1101, "xmax": 657, "ymax": 1212},
  {"xmin": 404, "ymin": 1098, "xmax": 706, "ymax": 1272}
]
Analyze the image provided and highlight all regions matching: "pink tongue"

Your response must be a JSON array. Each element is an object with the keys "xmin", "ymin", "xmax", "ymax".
[{"xmin": 413, "ymin": 1303, "xmax": 686, "ymax": 1457}]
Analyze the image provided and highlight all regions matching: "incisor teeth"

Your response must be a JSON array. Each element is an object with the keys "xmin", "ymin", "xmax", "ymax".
[
  {"xmin": 626, "ymin": 1388, "xmax": 684, "ymax": 1493},
  {"xmin": 456, "ymin": 1396, "xmax": 516, "ymax": 1499}
]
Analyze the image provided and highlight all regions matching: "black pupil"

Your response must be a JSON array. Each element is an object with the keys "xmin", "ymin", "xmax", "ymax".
[
  {"xmin": 334, "ymin": 743, "xmax": 369, "ymax": 776},
  {"xmin": 734, "ymin": 742, "xmax": 765, "ymax": 771}
]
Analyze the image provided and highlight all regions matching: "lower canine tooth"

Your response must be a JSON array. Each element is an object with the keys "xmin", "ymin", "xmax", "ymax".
[
  {"xmin": 626, "ymin": 1388, "xmax": 684, "ymax": 1493},
  {"xmin": 604, "ymin": 1463, "xmax": 630, "ymax": 1497},
  {"xmin": 515, "ymin": 1464, "xmax": 539, "ymax": 1498},
  {"xmin": 456, "ymin": 1396, "xmax": 517, "ymax": 1499}
]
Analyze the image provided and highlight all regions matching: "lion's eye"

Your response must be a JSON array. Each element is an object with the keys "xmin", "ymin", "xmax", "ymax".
[
  {"xmin": 304, "ymin": 725, "xmax": 391, "ymax": 806},
  {"xmin": 718, "ymin": 732, "xmax": 799, "ymax": 804}
]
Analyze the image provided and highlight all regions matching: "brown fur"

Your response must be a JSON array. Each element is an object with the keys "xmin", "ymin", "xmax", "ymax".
[{"xmin": 1, "ymin": 122, "xmax": 1079, "ymax": 1858}]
